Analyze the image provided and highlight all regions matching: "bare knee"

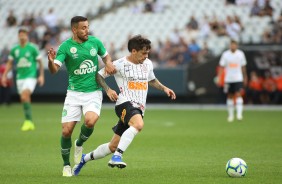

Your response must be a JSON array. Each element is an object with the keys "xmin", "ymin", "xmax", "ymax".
[
  {"xmin": 109, "ymin": 142, "xmax": 117, "ymax": 153},
  {"xmin": 84, "ymin": 112, "xmax": 99, "ymax": 128},
  {"xmin": 62, "ymin": 127, "xmax": 73, "ymax": 137}
]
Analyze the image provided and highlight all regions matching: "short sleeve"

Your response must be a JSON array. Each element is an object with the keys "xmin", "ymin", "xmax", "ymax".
[
  {"xmin": 54, "ymin": 44, "xmax": 66, "ymax": 67},
  {"xmin": 96, "ymin": 38, "xmax": 107, "ymax": 58}
]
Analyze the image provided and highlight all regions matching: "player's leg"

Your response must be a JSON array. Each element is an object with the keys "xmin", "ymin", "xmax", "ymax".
[
  {"xmin": 61, "ymin": 121, "xmax": 76, "ymax": 177},
  {"xmin": 225, "ymin": 83, "xmax": 235, "ymax": 122},
  {"xmin": 18, "ymin": 79, "xmax": 37, "ymax": 131},
  {"xmin": 61, "ymin": 91, "xmax": 82, "ymax": 177},
  {"xmin": 74, "ymin": 91, "xmax": 102, "ymax": 164},
  {"xmin": 109, "ymin": 114, "xmax": 143, "ymax": 168},
  {"xmin": 72, "ymin": 134, "xmax": 119, "ymax": 176},
  {"xmin": 234, "ymin": 82, "xmax": 244, "ymax": 120}
]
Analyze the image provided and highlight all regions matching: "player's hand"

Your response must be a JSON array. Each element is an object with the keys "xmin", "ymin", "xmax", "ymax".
[
  {"xmin": 164, "ymin": 87, "xmax": 176, "ymax": 100},
  {"xmin": 105, "ymin": 62, "xmax": 116, "ymax": 75},
  {"xmin": 37, "ymin": 75, "xmax": 45, "ymax": 87},
  {"xmin": 106, "ymin": 88, "xmax": 118, "ymax": 102},
  {"xmin": 47, "ymin": 48, "xmax": 56, "ymax": 62},
  {"xmin": 1, "ymin": 75, "xmax": 7, "ymax": 87}
]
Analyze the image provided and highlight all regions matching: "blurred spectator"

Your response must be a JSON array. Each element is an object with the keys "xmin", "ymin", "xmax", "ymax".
[
  {"xmin": 6, "ymin": 10, "xmax": 17, "ymax": 27},
  {"xmin": 169, "ymin": 28, "xmax": 181, "ymax": 45},
  {"xmin": 152, "ymin": 0, "xmax": 166, "ymax": 13},
  {"xmin": 186, "ymin": 16, "xmax": 199, "ymax": 30},
  {"xmin": 44, "ymin": 8, "xmax": 59, "ymax": 34},
  {"xmin": 0, "ymin": 61, "xmax": 13, "ymax": 106},
  {"xmin": 250, "ymin": 0, "xmax": 262, "ymax": 16},
  {"xmin": 188, "ymin": 39, "xmax": 201, "ymax": 63},
  {"xmin": 225, "ymin": 16, "xmax": 241, "ymax": 41},
  {"xmin": 273, "ymin": 75, "xmax": 282, "ymax": 104},
  {"xmin": 261, "ymin": 0, "xmax": 273, "ymax": 17},
  {"xmin": 198, "ymin": 15, "xmax": 211, "ymax": 39},
  {"xmin": 261, "ymin": 71, "xmax": 276, "ymax": 104},
  {"xmin": 198, "ymin": 42, "xmax": 213, "ymax": 63},
  {"xmin": 143, "ymin": 0, "xmax": 153, "ymax": 13},
  {"xmin": 246, "ymin": 71, "xmax": 263, "ymax": 104}
]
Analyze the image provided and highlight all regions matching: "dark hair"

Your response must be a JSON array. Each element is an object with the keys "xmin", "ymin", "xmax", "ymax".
[
  {"xmin": 128, "ymin": 35, "xmax": 151, "ymax": 52},
  {"xmin": 230, "ymin": 39, "xmax": 238, "ymax": 44},
  {"xmin": 71, "ymin": 16, "xmax": 88, "ymax": 28},
  {"xmin": 18, "ymin": 27, "xmax": 28, "ymax": 34}
]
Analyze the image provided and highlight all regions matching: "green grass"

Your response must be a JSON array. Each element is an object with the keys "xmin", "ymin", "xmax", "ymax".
[{"xmin": 0, "ymin": 103, "xmax": 281, "ymax": 184}]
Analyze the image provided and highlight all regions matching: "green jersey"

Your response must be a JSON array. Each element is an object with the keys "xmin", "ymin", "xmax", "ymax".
[
  {"xmin": 8, "ymin": 43, "xmax": 41, "ymax": 80},
  {"xmin": 54, "ymin": 36, "xmax": 107, "ymax": 92}
]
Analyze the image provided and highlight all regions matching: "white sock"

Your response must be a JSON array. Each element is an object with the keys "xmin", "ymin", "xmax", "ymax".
[
  {"xmin": 114, "ymin": 126, "xmax": 139, "ymax": 156},
  {"xmin": 236, "ymin": 97, "xmax": 243, "ymax": 117},
  {"xmin": 84, "ymin": 143, "xmax": 111, "ymax": 162},
  {"xmin": 227, "ymin": 98, "xmax": 234, "ymax": 118}
]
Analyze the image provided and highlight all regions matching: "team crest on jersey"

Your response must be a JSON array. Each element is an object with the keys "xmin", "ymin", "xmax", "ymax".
[
  {"xmin": 70, "ymin": 47, "xmax": 77, "ymax": 54},
  {"xmin": 90, "ymin": 48, "xmax": 97, "ymax": 56},
  {"xmin": 74, "ymin": 60, "xmax": 97, "ymax": 75}
]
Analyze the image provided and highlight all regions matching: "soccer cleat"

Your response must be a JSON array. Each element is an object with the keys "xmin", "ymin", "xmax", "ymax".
[
  {"xmin": 227, "ymin": 116, "xmax": 234, "ymax": 123},
  {"xmin": 21, "ymin": 120, "xmax": 35, "ymax": 131},
  {"xmin": 74, "ymin": 139, "xmax": 83, "ymax": 164},
  {"xmin": 62, "ymin": 165, "xmax": 72, "ymax": 177},
  {"xmin": 72, "ymin": 154, "xmax": 86, "ymax": 176},
  {"xmin": 108, "ymin": 155, "xmax": 127, "ymax": 169},
  {"xmin": 237, "ymin": 115, "xmax": 243, "ymax": 121}
]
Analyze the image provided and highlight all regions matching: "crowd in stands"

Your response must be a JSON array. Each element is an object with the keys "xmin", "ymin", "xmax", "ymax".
[{"xmin": 1, "ymin": 0, "xmax": 282, "ymax": 104}]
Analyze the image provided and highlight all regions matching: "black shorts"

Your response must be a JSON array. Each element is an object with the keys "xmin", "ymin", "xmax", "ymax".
[
  {"xmin": 112, "ymin": 101, "xmax": 143, "ymax": 136},
  {"xmin": 224, "ymin": 82, "xmax": 243, "ymax": 94}
]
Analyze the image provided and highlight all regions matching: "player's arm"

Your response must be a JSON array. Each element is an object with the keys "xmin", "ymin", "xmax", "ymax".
[
  {"xmin": 101, "ymin": 54, "xmax": 116, "ymax": 75},
  {"xmin": 1, "ymin": 59, "xmax": 13, "ymax": 87},
  {"xmin": 242, "ymin": 66, "xmax": 247, "ymax": 86},
  {"xmin": 37, "ymin": 58, "xmax": 45, "ymax": 86},
  {"xmin": 148, "ymin": 78, "xmax": 176, "ymax": 100},
  {"xmin": 96, "ymin": 72, "xmax": 118, "ymax": 101},
  {"xmin": 48, "ymin": 48, "xmax": 60, "ymax": 74}
]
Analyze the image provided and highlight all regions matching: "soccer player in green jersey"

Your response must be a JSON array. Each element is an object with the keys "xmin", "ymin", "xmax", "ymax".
[
  {"xmin": 1, "ymin": 28, "xmax": 45, "ymax": 131},
  {"xmin": 47, "ymin": 16, "xmax": 116, "ymax": 177}
]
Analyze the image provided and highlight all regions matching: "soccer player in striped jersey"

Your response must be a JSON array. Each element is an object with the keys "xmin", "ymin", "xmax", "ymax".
[
  {"xmin": 218, "ymin": 40, "xmax": 247, "ymax": 122},
  {"xmin": 48, "ymin": 16, "xmax": 116, "ymax": 177},
  {"xmin": 1, "ymin": 28, "xmax": 45, "ymax": 131},
  {"xmin": 72, "ymin": 35, "xmax": 176, "ymax": 175}
]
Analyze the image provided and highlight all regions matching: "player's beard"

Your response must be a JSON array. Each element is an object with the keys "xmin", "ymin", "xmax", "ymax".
[{"xmin": 78, "ymin": 34, "xmax": 88, "ymax": 42}]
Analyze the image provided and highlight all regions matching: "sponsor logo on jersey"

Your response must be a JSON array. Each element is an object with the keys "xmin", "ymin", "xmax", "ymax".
[
  {"xmin": 70, "ymin": 47, "xmax": 77, "ymax": 54},
  {"xmin": 128, "ymin": 81, "xmax": 148, "ymax": 90},
  {"xmin": 17, "ymin": 58, "xmax": 32, "ymax": 68},
  {"xmin": 90, "ymin": 48, "xmax": 97, "ymax": 56},
  {"xmin": 74, "ymin": 60, "xmax": 97, "ymax": 75}
]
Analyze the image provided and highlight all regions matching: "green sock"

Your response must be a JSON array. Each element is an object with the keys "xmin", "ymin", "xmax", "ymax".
[
  {"xmin": 61, "ymin": 136, "xmax": 72, "ymax": 166},
  {"xmin": 76, "ymin": 124, "xmax": 94, "ymax": 146},
  {"xmin": 23, "ymin": 102, "xmax": 32, "ymax": 121}
]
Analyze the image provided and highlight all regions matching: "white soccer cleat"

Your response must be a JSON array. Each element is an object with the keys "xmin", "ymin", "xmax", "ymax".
[
  {"xmin": 74, "ymin": 139, "xmax": 83, "ymax": 165},
  {"xmin": 237, "ymin": 115, "xmax": 243, "ymax": 121},
  {"xmin": 227, "ymin": 116, "xmax": 234, "ymax": 123},
  {"xmin": 62, "ymin": 165, "xmax": 72, "ymax": 177}
]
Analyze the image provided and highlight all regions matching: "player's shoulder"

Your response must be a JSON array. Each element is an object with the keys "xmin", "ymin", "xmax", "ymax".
[
  {"xmin": 113, "ymin": 57, "xmax": 126, "ymax": 67},
  {"xmin": 87, "ymin": 35, "xmax": 102, "ymax": 43},
  {"xmin": 27, "ymin": 42, "xmax": 40, "ymax": 50},
  {"xmin": 144, "ymin": 58, "xmax": 154, "ymax": 67}
]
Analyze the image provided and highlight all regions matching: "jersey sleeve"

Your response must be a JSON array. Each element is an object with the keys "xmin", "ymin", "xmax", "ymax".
[
  {"xmin": 240, "ymin": 51, "xmax": 247, "ymax": 66},
  {"xmin": 98, "ymin": 59, "xmax": 121, "ymax": 78},
  {"xmin": 54, "ymin": 43, "xmax": 66, "ymax": 67},
  {"xmin": 96, "ymin": 38, "xmax": 107, "ymax": 58},
  {"xmin": 33, "ymin": 44, "xmax": 42, "ymax": 60},
  {"xmin": 8, "ymin": 47, "xmax": 15, "ymax": 60},
  {"xmin": 219, "ymin": 52, "xmax": 226, "ymax": 67},
  {"xmin": 148, "ymin": 60, "xmax": 156, "ymax": 81}
]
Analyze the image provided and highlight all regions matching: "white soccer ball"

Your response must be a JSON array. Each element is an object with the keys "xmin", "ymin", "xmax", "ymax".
[{"xmin": 226, "ymin": 158, "xmax": 248, "ymax": 177}]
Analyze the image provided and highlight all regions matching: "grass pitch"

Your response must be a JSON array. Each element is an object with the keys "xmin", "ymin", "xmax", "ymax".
[{"xmin": 0, "ymin": 103, "xmax": 281, "ymax": 184}]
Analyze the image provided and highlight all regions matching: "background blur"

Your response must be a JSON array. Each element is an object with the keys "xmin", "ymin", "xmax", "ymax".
[{"xmin": 1, "ymin": 0, "xmax": 282, "ymax": 104}]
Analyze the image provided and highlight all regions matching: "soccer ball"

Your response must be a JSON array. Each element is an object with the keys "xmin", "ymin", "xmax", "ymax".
[{"xmin": 226, "ymin": 158, "xmax": 247, "ymax": 177}]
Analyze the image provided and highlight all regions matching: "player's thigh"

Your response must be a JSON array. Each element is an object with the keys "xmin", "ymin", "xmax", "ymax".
[
  {"xmin": 16, "ymin": 78, "xmax": 36, "ymax": 95},
  {"xmin": 61, "ymin": 91, "xmax": 83, "ymax": 123},
  {"xmin": 82, "ymin": 91, "xmax": 103, "ymax": 118}
]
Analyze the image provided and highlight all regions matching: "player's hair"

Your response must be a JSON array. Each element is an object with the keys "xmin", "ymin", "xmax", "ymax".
[
  {"xmin": 18, "ymin": 27, "xmax": 28, "ymax": 34},
  {"xmin": 230, "ymin": 39, "xmax": 238, "ymax": 44},
  {"xmin": 71, "ymin": 16, "xmax": 88, "ymax": 28},
  {"xmin": 128, "ymin": 35, "xmax": 151, "ymax": 52}
]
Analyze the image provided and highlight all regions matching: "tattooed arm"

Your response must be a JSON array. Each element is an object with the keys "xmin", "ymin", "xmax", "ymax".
[
  {"xmin": 96, "ymin": 73, "xmax": 118, "ymax": 101},
  {"xmin": 148, "ymin": 78, "xmax": 176, "ymax": 100}
]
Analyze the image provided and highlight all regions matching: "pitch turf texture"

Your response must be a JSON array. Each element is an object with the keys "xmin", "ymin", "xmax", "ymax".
[{"xmin": 0, "ymin": 103, "xmax": 281, "ymax": 184}]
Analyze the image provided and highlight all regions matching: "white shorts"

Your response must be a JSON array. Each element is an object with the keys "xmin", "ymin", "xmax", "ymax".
[
  {"xmin": 16, "ymin": 78, "xmax": 37, "ymax": 94},
  {"xmin": 61, "ymin": 90, "xmax": 103, "ymax": 123}
]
